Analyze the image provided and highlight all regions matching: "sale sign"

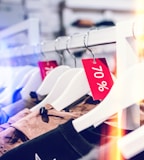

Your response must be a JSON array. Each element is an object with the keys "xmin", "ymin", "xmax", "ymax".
[
  {"xmin": 82, "ymin": 58, "xmax": 113, "ymax": 100},
  {"xmin": 38, "ymin": 60, "xmax": 58, "ymax": 80}
]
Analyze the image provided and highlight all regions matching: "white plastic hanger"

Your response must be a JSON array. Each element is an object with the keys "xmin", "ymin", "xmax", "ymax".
[
  {"xmin": 30, "ymin": 68, "xmax": 84, "ymax": 111},
  {"xmin": 0, "ymin": 66, "xmax": 23, "ymax": 99},
  {"xmin": 0, "ymin": 66, "xmax": 8, "ymax": 88},
  {"xmin": 36, "ymin": 35, "xmax": 71, "ymax": 96},
  {"xmin": 0, "ymin": 65, "xmax": 34, "ymax": 106},
  {"xmin": 15, "ymin": 67, "xmax": 38, "ymax": 90},
  {"xmin": 51, "ymin": 68, "xmax": 90, "ymax": 111},
  {"xmin": 20, "ymin": 68, "xmax": 42, "ymax": 100},
  {"xmin": 118, "ymin": 124, "xmax": 144, "ymax": 159},
  {"xmin": 72, "ymin": 62, "xmax": 144, "ymax": 132},
  {"xmin": 31, "ymin": 35, "xmax": 89, "ymax": 111},
  {"xmin": 36, "ymin": 65, "xmax": 70, "ymax": 96},
  {"xmin": 47, "ymin": 36, "xmax": 90, "ymax": 111}
]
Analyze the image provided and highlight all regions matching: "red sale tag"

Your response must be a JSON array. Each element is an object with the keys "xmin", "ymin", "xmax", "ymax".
[
  {"xmin": 82, "ymin": 58, "xmax": 113, "ymax": 100},
  {"xmin": 38, "ymin": 60, "xmax": 58, "ymax": 80}
]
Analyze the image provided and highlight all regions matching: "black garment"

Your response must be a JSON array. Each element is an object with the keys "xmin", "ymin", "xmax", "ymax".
[
  {"xmin": 0, "ymin": 117, "xmax": 133, "ymax": 160},
  {"xmin": 95, "ymin": 20, "xmax": 115, "ymax": 27},
  {"xmin": 130, "ymin": 153, "xmax": 144, "ymax": 160},
  {"xmin": 0, "ymin": 116, "xmax": 133, "ymax": 160},
  {"xmin": 0, "ymin": 120, "xmax": 94, "ymax": 160}
]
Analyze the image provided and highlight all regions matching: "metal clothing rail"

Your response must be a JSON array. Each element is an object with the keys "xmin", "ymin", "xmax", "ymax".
[
  {"xmin": 0, "ymin": 25, "xmax": 116, "ymax": 58},
  {"xmin": 41, "ymin": 16, "xmax": 144, "ymax": 53},
  {"xmin": 41, "ymin": 26, "xmax": 116, "ymax": 53},
  {"xmin": 0, "ymin": 17, "xmax": 143, "ymax": 58}
]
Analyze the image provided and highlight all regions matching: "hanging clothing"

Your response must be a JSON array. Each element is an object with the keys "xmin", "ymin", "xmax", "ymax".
[
  {"xmin": 0, "ymin": 92, "xmax": 46, "ymax": 125},
  {"xmin": 0, "ymin": 108, "xmax": 31, "ymax": 132},
  {"xmin": 0, "ymin": 95, "xmax": 99, "ymax": 157},
  {"xmin": 0, "ymin": 119, "xmax": 93, "ymax": 160},
  {"xmin": 0, "ymin": 119, "xmax": 132, "ymax": 160}
]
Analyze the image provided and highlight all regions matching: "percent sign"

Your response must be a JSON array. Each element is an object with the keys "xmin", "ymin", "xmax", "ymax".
[
  {"xmin": 97, "ymin": 81, "xmax": 109, "ymax": 92},
  {"xmin": 92, "ymin": 66, "xmax": 109, "ymax": 92}
]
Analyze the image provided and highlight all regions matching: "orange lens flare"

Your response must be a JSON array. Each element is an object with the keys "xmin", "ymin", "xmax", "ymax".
[
  {"xmin": 99, "ymin": 114, "xmax": 126, "ymax": 160},
  {"xmin": 98, "ymin": 1, "xmax": 144, "ymax": 160},
  {"xmin": 134, "ymin": 0, "xmax": 144, "ymax": 61}
]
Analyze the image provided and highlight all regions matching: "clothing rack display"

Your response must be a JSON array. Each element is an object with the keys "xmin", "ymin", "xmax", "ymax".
[
  {"xmin": 43, "ymin": 15, "xmax": 143, "ymax": 132},
  {"xmin": 0, "ymin": 16, "xmax": 143, "ymax": 130},
  {"xmin": 0, "ymin": 15, "xmax": 144, "ymax": 160}
]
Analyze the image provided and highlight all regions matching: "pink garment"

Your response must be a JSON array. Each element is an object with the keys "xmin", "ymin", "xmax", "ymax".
[
  {"xmin": 0, "ymin": 108, "xmax": 31, "ymax": 132},
  {"xmin": 0, "ymin": 95, "xmax": 97, "ymax": 156},
  {"xmin": 12, "ymin": 104, "xmax": 78, "ymax": 139}
]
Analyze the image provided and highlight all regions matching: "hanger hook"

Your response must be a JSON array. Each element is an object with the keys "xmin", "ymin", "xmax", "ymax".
[
  {"xmin": 55, "ymin": 37, "xmax": 65, "ymax": 65},
  {"xmin": 39, "ymin": 41, "xmax": 47, "ymax": 60},
  {"xmin": 66, "ymin": 36, "xmax": 77, "ymax": 67},
  {"xmin": 84, "ymin": 28, "xmax": 96, "ymax": 63}
]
